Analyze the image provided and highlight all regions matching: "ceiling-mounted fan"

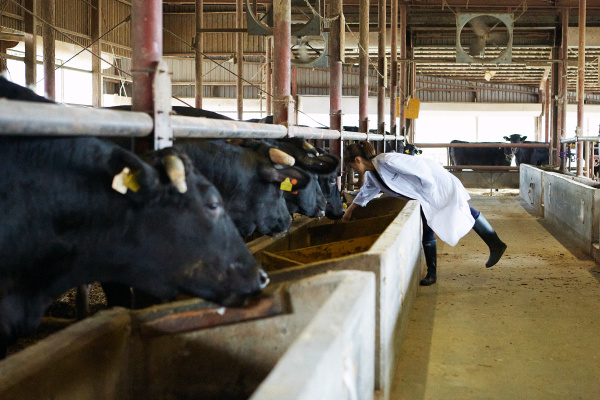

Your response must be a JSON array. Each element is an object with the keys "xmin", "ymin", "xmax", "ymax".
[
  {"xmin": 456, "ymin": 13, "xmax": 513, "ymax": 64},
  {"xmin": 245, "ymin": 0, "xmax": 328, "ymax": 67}
]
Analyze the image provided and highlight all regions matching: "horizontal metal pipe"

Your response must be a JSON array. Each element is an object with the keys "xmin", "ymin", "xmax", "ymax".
[
  {"xmin": 0, "ymin": 99, "xmax": 412, "ymax": 142},
  {"xmin": 561, "ymin": 136, "xmax": 600, "ymax": 143},
  {"xmin": 342, "ymin": 131, "xmax": 368, "ymax": 140},
  {"xmin": 416, "ymin": 142, "xmax": 551, "ymax": 148},
  {"xmin": 445, "ymin": 166, "xmax": 520, "ymax": 171},
  {"xmin": 172, "ymin": 116, "xmax": 288, "ymax": 139},
  {"xmin": 0, "ymin": 100, "xmax": 153, "ymax": 137},
  {"xmin": 288, "ymin": 126, "xmax": 340, "ymax": 140}
]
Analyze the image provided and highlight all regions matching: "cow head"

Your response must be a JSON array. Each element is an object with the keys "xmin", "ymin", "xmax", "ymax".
[
  {"xmin": 176, "ymin": 140, "xmax": 311, "ymax": 237},
  {"xmin": 128, "ymin": 147, "xmax": 269, "ymax": 305},
  {"xmin": 503, "ymin": 134, "xmax": 527, "ymax": 161},
  {"xmin": 398, "ymin": 142, "xmax": 423, "ymax": 156}
]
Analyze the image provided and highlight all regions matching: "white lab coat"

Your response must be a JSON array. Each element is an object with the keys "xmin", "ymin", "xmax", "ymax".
[{"xmin": 352, "ymin": 153, "xmax": 475, "ymax": 246}]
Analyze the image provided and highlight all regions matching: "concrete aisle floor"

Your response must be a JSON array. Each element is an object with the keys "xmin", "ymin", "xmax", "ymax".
[{"xmin": 390, "ymin": 196, "xmax": 600, "ymax": 400}]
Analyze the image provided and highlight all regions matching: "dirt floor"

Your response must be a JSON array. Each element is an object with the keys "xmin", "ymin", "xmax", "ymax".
[{"xmin": 391, "ymin": 196, "xmax": 600, "ymax": 400}]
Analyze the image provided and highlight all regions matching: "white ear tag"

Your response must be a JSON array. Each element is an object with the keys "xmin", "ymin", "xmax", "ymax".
[{"xmin": 112, "ymin": 167, "xmax": 130, "ymax": 194}]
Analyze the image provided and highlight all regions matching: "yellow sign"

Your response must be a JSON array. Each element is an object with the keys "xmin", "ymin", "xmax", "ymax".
[{"xmin": 405, "ymin": 98, "xmax": 420, "ymax": 119}]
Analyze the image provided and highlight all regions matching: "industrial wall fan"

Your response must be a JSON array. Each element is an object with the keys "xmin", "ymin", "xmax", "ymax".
[
  {"xmin": 456, "ymin": 14, "xmax": 513, "ymax": 64},
  {"xmin": 246, "ymin": 0, "xmax": 328, "ymax": 67}
]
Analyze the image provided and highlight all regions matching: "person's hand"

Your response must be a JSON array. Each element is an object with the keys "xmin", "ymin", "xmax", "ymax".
[{"xmin": 341, "ymin": 206, "xmax": 353, "ymax": 222}]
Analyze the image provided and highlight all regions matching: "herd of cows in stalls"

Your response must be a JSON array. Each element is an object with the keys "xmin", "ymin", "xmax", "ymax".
[{"xmin": 0, "ymin": 76, "xmax": 550, "ymax": 359}]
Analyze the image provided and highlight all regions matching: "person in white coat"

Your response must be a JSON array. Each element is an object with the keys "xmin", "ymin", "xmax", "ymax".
[{"xmin": 342, "ymin": 141, "xmax": 507, "ymax": 286}]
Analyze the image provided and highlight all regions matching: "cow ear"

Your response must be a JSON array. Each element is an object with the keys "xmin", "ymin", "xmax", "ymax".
[
  {"xmin": 108, "ymin": 147, "xmax": 159, "ymax": 195},
  {"xmin": 503, "ymin": 136, "xmax": 509, "ymax": 141},
  {"xmin": 295, "ymin": 153, "xmax": 339, "ymax": 174},
  {"xmin": 259, "ymin": 165, "xmax": 311, "ymax": 191}
]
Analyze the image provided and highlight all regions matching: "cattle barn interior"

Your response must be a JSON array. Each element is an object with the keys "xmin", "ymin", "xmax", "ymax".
[{"xmin": 2, "ymin": 0, "xmax": 600, "ymax": 399}]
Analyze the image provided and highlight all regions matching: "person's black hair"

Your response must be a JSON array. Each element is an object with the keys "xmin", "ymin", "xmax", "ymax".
[{"xmin": 343, "ymin": 140, "xmax": 376, "ymax": 164}]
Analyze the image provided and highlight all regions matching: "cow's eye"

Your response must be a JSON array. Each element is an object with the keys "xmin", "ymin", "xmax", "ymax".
[{"xmin": 205, "ymin": 195, "xmax": 223, "ymax": 216}]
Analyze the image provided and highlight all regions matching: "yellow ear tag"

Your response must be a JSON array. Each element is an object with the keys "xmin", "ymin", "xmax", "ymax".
[
  {"xmin": 112, "ymin": 168, "xmax": 140, "ymax": 194},
  {"xmin": 123, "ymin": 170, "xmax": 141, "ymax": 192},
  {"xmin": 280, "ymin": 177, "xmax": 293, "ymax": 192}
]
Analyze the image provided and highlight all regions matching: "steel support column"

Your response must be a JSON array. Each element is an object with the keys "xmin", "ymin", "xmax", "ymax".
[
  {"xmin": 559, "ymin": 8, "xmax": 569, "ymax": 171},
  {"xmin": 42, "ymin": 0, "xmax": 55, "ymax": 100},
  {"xmin": 132, "ymin": 0, "xmax": 162, "ymax": 114},
  {"xmin": 328, "ymin": 0, "xmax": 343, "ymax": 179},
  {"xmin": 195, "ymin": 0, "xmax": 204, "ymax": 108},
  {"xmin": 292, "ymin": 66, "xmax": 298, "ymax": 125},
  {"xmin": 390, "ymin": 0, "xmax": 398, "ymax": 141},
  {"xmin": 399, "ymin": 5, "xmax": 407, "ymax": 136},
  {"xmin": 91, "ymin": 0, "xmax": 102, "ymax": 108},
  {"xmin": 377, "ymin": 0, "xmax": 386, "ymax": 145},
  {"xmin": 266, "ymin": 37, "xmax": 272, "ymax": 115},
  {"xmin": 577, "ymin": 0, "xmax": 586, "ymax": 177},
  {"xmin": 272, "ymin": 0, "xmax": 291, "ymax": 126},
  {"xmin": 132, "ymin": 0, "xmax": 163, "ymax": 154},
  {"xmin": 358, "ymin": 0, "xmax": 369, "ymax": 133},
  {"xmin": 24, "ymin": 0, "xmax": 37, "ymax": 86},
  {"xmin": 236, "ymin": 0, "xmax": 244, "ymax": 120}
]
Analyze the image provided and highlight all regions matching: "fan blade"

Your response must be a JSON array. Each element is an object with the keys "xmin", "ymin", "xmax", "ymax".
[
  {"xmin": 297, "ymin": 42, "xmax": 310, "ymax": 62},
  {"xmin": 487, "ymin": 31, "xmax": 510, "ymax": 46},
  {"xmin": 469, "ymin": 36, "xmax": 487, "ymax": 57},
  {"xmin": 468, "ymin": 16, "xmax": 490, "ymax": 38}
]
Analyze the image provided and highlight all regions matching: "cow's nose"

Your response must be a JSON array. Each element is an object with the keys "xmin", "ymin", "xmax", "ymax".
[{"xmin": 257, "ymin": 269, "xmax": 270, "ymax": 289}]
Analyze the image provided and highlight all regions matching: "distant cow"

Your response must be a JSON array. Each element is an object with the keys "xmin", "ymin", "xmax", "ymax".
[
  {"xmin": 0, "ymin": 78, "xmax": 269, "ymax": 354},
  {"xmin": 449, "ymin": 140, "xmax": 511, "ymax": 167},
  {"xmin": 504, "ymin": 134, "xmax": 550, "ymax": 166}
]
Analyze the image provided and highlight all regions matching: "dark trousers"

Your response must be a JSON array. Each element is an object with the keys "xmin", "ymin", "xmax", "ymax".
[{"xmin": 422, "ymin": 206, "xmax": 480, "ymax": 242}]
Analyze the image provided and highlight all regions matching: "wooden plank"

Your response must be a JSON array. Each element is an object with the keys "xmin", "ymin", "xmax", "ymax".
[{"xmin": 139, "ymin": 288, "xmax": 288, "ymax": 337}]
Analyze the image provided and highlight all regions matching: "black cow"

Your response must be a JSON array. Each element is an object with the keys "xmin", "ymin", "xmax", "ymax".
[
  {"xmin": 242, "ymin": 137, "xmax": 345, "ymax": 220},
  {"xmin": 175, "ymin": 139, "xmax": 310, "ymax": 237},
  {"xmin": 503, "ymin": 134, "xmax": 550, "ymax": 166},
  {"xmin": 107, "ymin": 105, "xmax": 311, "ymax": 237},
  {"xmin": 398, "ymin": 142, "xmax": 422, "ymax": 156},
  {"xmin": 0, "ymin": 77, "xmax": 269, "ymax": 354},
  {"xmin": 449, "ymin": 140, "xmax": 511, "ymax": 167}
]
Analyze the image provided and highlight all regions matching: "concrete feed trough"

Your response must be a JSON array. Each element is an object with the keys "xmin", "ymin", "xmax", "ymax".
[
  {"xmin": 0, "ymin": 271, "xmax": 375, "ymax": 400},
  {"xmin": 248, "ymin": 196, "xmax": 424, "ymax": 400}
]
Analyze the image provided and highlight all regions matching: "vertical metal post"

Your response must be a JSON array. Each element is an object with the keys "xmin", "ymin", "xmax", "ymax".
[
  {"xmin": 559, "ymin": 8, "xmax": 569, "ymax": 171},
  {"xmin": 195, "ymin": 0, "xmax": 204, "ymax": 108},
  {"xmin": 291, "ymin": 66, "xmax": 298, "ymax": 125},
  {"xmin": 24, "ymin": 0, "xmax": 37, "ymax": 87},
  {"xmin": 377, "ymin": 0, "xmax": 386, "ymax": 142},
  {"xmin": 132, "ymin": 0, "xmax": 163, "ymax": 154},
  {"xmin": 551, "ymin": 47, "xmax": 559, "ymax": 167},
  {"xmin": 91, "ymin": 0, "xmax": 102, "ymax": 108},
  {"xmin": 273, "ymin": 0, "xmax": 291, "ymax": 126},
  {"xmin": 545, "ymin": 79, "xmax": 550, "ymax": 143},
  {"xmin": 390, "ymin": 0, "xmax": 398, "ymax": 140},
  {"xmin": 577, "ymin": 0, "xmax": 586, "ymax": 177},
  {"xmin": 358, "ymin": 0, "xmax": 369, "ymax": 133},
  {"xmin": 237, "ymin": 0, "xmax": 244, "ymax": 120},
  {"xmin": 329, "ymin": 0, "xmax": 343, "ymax": 181},
  {"xmin": 42, "ymin": 0, "xmax": 55, "ymax": 100},
  {"xmin": 399, "ymin": 5, "xmax": 407, "ymax": 136},
  {"xmin": 132, "ymin": 0, "xmax": 162, "ymax": 114},
  {"xmin": 266, "ymin": 37, "xmax": 272, "ymax": 116},
  {"xmin": 409, "ymin": 49, "xmax": 416, "ymax": 143}
]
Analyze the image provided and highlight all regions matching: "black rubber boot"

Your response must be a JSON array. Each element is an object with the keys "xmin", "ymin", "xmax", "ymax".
[
  {"xmin": 472, "ymin": 213, "xmax": 507, "ymax": 268},
  {"xmin": 419, "ymin": 239, "xmax": 437, "ymax": 286}
]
